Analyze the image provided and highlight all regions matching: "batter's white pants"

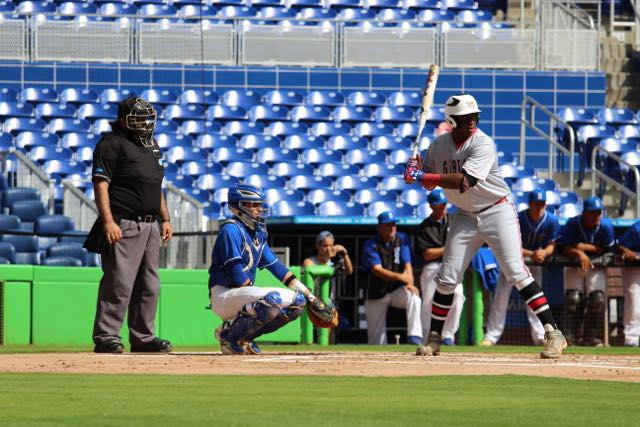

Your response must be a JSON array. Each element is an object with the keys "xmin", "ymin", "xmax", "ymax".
[
  {"xmin": 562, "ymin": 267, "xmax": 607, "ymax": 294},
  {"xmin": 365, "ymin": 286, "xmax": 422, "ymax": 345},
  {"xmin": 420, "ymin": 262, "xmax": 465, "ymax": 340},
  {"xmin": 437, "ymin": 200, "xmax": 533, "ymax": 292},
  {"xmin": 210, "ymin": 285, "xmax": 299, "ymax": 321},
  {"xmin": 623, "ymin": 267, "xmax": 640, "ymax": 346},
  {"xmin": 484, "ymin": 265, "xmax": 545, "ymax": 344}
]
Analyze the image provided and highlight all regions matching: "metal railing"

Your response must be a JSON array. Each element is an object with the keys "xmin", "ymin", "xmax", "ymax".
[
  {"xmin": 590, "ymin": 146, "xmax": 640, "ymax": 217},
  {"xmin": 12, "ymin": 149, "xmax": 56, "ymax": 214},
  {"xmin": 519, "ymin": 96, "xmax": 576, "ymax": 192},
  {"xmin": 62, "ymin": 179, "xmax": 97, "ymax": 231}
]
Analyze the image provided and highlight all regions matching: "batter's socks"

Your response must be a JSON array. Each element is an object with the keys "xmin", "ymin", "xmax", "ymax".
[
  {"xmin": 518, "ymin": 281, "xmax": 557, "ymax": 329},
  {"xmin": 430, "ymin": 290, "xmax": 455, "ymax": 334}
]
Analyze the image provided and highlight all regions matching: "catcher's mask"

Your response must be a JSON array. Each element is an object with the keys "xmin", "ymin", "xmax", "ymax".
[
  {"xmin": 227, "ymin": 184, "xmax": 267, "ymax": 232},
  {"xmin": 119, "ymin": 97, "xmax": 157, "ymax": 147}
]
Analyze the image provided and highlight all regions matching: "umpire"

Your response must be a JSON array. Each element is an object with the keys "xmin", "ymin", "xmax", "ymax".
[{"xmin": 85, "ymin": 97, "xmax": 173, "ymax": 353}]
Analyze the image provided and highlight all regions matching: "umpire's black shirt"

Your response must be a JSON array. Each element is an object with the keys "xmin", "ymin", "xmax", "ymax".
[{"xmin": 91, "ymin": 124, "xmax": 165, "ymax": 217}]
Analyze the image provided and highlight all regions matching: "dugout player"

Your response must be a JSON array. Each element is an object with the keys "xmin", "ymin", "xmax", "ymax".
[
  {"xmin": 361, "ymin": 211, "xmax": 423, "ymax": 345},
  {"xmin": 209, "ymin": 184, "xmax": 317, "ymax": 355},
  {"xmin": 86, "ymin": 97, "xmax": 173, "ymax": 353},
  {"xmin": 559, "ymin": 196, "xmax": 615, "ymax": 346},
  {"xmin": 403, "ymin": 93, "xmax": 567, "ymax": 359},
  {"xmin": 414, "ymin": 189, "xmax": 464, "ymax": 345},
  {"xmin": 618, "ymin": 219, "xmax": 640, "ymax": 347},
  {"xmin": 482, "ymin": 190, "xmax": 560, "ymax": 346}
]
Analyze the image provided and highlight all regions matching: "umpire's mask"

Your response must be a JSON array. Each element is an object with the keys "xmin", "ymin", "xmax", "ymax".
[{"xmin": 120, "ymin": 97, "xmax": 157, "ymax": 147}]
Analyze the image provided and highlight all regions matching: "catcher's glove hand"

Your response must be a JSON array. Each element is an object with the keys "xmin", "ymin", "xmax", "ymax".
[{"xmin": 307, "ymin": 298, "xmax": 339, "ymax": 328}]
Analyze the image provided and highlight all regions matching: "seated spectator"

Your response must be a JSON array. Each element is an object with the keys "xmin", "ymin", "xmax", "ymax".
[{"xmin": 303, "ymin": 230, "xmax": 353, "ymax": 291}]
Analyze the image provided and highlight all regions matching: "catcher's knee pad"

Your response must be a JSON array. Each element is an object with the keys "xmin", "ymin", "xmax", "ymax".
[
  {"xmin": 586, "ymin": 290, "xmax": 606, "ymax": 314},
  {"xmin": 282, "ymin": 291, "xmax": 305, "ymax": 321},
  {"xmin": 247, "ymin": 291, "xmax": 282, "ymax": 324},
  {"xmin": 564, "ymin": 290, "xmax": 583, "ymax": 313}
]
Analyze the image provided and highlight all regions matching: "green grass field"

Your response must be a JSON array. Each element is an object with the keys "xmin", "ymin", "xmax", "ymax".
[{"xmin": 1, "ymin": 345, "xmax": 639, "ymax": 426}]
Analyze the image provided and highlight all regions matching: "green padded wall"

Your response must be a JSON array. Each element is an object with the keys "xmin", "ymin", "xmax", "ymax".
[{"xmin": 0, "ymin": 266, "xmax": 33, "ymax": 345}]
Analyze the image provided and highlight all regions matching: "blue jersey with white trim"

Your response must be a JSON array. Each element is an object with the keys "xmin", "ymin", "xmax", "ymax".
[
  {"xmin": 559, "ymin": 216, "xmax": 616, "ymax": 251},
  {"xmin": 208, "ymin": 219, "xmax": 279, "ymax": 289},
  {"xmin": 518, "ymin": 209, "xmax": 561, "ymax": 250},
  {"xmin": 618, "ymin": 220, "xmax": 640, "ymax": 251}
]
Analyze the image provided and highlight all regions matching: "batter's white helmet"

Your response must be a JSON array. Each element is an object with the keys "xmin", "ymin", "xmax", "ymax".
[{"xmin": 444, "ymin": 94, "xmax": 481, "ymax": 128}]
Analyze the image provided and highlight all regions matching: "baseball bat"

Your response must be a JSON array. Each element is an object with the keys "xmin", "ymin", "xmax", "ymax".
[{"xmin": 411, "ymin": 64, "xmax": 440, "ymax": 160}]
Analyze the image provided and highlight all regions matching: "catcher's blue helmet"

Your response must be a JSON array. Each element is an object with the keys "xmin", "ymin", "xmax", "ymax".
[{"xmin": 228, "ymin": 184, "xmax": 266, "ymax": 232}]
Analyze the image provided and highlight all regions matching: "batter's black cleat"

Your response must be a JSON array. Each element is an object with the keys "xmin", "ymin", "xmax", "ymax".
[
  {"xmin": 416, "ymin": 331, "xmax": 441, "ymax": 356},
  {"xmin": 94, "ymin": 339, "xmax": 124, "ymax": 354},
  {"xmin": 131, "ymin": 337, "xmax": 172, "ymax": 353}
]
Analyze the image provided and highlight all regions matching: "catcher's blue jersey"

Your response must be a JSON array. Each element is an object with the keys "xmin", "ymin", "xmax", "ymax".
[
  {"xmin": 518, "ymin": 210, "xmax": 561, "ymax": 250},
  {"xmin": 208, "ymin": 219, "xmax": 279, "ymax": 289},
  {"xmin": 559, "ymin": 216, "xmax": 616, "ymax": 250}
]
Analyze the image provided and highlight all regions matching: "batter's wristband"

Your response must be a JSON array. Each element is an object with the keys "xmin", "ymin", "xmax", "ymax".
[
  {"xmin": 284, "ymin": 274, "xmax": 297, "ymax": 286},
  {"xmin": 421, "ymin": 173, "xmax": 441, "ymax": 189}
]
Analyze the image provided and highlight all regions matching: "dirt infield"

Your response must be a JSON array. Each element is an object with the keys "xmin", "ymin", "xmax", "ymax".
[{"xmin": 1, "ymin": 351, "xmax": 639, "ymax": 382}]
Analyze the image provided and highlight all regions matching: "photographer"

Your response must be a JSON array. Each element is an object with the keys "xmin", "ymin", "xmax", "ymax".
[{"xmin": 303, "ymin": 231, "xmax": 354, "ymax": 283}]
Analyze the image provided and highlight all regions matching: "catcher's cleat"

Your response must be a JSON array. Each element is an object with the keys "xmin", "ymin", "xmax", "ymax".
[
  {"xmin": 215, "ymin": 325, "xmax": 246, "ymax": 355},
  {"xmin": 540, "ymin": 328, "xmax": 567, "ymax": 359},
  {"xmin": 244, "ymin": 340, "xmax": 262, "ymax": 355},
  {"xmin": 415, "ymin": 331, "xmax": 441, "ymax": 356}
]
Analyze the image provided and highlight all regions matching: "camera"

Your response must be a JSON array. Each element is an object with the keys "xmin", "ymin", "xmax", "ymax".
[{"xmin": 331, "ymin": 250, "xmax": 347, "ymax": 274}]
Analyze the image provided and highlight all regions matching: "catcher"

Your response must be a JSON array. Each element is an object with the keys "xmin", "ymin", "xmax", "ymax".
[{"xmin": 209, "ymin": 184, "xmax": 337, "ymax": 355}]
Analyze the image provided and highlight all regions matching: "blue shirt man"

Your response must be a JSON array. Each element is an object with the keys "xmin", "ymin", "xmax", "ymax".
[{"xmin": 617, "ymin": 220, "xmax": 640, "ymax": 346}]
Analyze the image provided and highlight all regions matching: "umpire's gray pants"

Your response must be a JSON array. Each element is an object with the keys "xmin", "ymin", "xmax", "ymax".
[{"xmin": 93, "ymin": 219, "xmax": 161, "ymax": 346}]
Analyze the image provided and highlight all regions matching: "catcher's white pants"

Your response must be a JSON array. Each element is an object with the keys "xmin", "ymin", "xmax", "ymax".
[
  {"xmin": 420, "ymin": 262, "xmax": 465, "ymax": 340},
  {"xmin": 210, "ymin": 285, "xmax": 298, "ymax": 321},
  {"xmin": 563, "ymin": 266, "xmax": 607, "ymax": 294},
  {"xmin": 484, "ymin": 265, "xmax": 545, "ymax": 344},
  {"xmin": 623, "ymin": 267, "xmax": 640, "ymax": 346},
  {"xmin": 365, "ymin": 286, "xmax": 422, "ymax": 345}
]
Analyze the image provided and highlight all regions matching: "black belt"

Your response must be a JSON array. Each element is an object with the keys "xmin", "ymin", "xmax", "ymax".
[
  {"xmin": 121, "ymin": 214, "xmax": 157, "ymax": 223},
  {"xmin": 476, "ymin": 196, "xmax": 508, "ymax": 214}
]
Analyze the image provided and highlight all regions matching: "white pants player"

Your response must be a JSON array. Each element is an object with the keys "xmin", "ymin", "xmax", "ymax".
[
  {"xmin": 623, "ymin": 267, "xmax": 640, "ymax": 346},
  {"xmin": 562, "ymin": 267, "xmax": 607, "ymax": 294},
  {"xmin": 484, "ymin": 266, "xmax": 545, "ymax": 345},
  {"xmin": 210, "ymin": 285, "xmax": 299, "ymax": 321},
  {"xmin": 365, "ymin": 286, "xmax": 422, "ymax": 345},
  {"xmin": 420, "ymin": 262, "xmax": 464, "ymax": 341}
]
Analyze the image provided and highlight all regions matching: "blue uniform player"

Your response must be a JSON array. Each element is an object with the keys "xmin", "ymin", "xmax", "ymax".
[
  {"xmin": 559, "ymin": 196, "xmax": 616, "ymax": 346},
  {"xmin": 483, "ymin": 190, "xmax": 560, "ymax": 346},
  {"xmin": 618, "ymin": 220, "xmax": 640, "ymax": 346},
  {"xmin": 209, "ymin": 184, "xmax": 314, "ymax": 355}
]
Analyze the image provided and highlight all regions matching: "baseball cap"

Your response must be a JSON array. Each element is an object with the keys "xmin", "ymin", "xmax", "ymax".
[
  {"xmin": 316, "ymin": 230, "xmax": 334, "ymax": 245},
  {"xmin": 528, "ymin": 190, "xmax": 546, "ymax": 203},
  {"xmin": 377, "ymin": 211, "xmax": 396, "ymax": 224},
  {"xmin": 427, "ymin": 189, "xmax": 448, "ymax": 206},
  {"xmin": 583, "ymin": 196, "xmax": 603, "ymax": 211}
]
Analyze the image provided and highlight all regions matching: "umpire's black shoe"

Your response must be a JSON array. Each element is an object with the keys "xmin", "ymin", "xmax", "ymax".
[
  {"xmin": 94, "ymin": 340, "xmax": 124, "ymax": 354},
  {"xmin": 131, "ymin": 337, "xmax": 172, "ymax": 353}
]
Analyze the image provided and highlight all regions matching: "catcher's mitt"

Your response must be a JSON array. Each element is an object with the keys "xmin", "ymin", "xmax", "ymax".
[{"xmin": 307, "ymin": 298, "xmax": 339, "ymax": 328}]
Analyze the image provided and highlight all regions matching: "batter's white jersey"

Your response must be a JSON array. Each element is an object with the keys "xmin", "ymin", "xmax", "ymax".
[{"xmin": 423, "ymin": 129, "xmax": 510, "ymax": 212}]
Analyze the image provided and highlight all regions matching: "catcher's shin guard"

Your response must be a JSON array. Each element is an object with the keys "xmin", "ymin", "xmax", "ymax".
[
  {"xmin": 246, "ymin": 292, "xmax": 305, "ymax": 341},
  {"xmin": 563, "ymin": 289, "xmax": 584, "ymax": 345},
  {"xmin": 582, "ymin": 290, "xmax": 605, "ymax": 346}
]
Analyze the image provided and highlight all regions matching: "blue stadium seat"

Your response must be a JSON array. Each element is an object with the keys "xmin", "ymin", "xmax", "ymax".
[
  {"xmin": 326, "ymin": 135, "xmax": 368, "ymax": 152},
  {"xmin": 211, "ymin": 147, "xmax": 254, "ymax": 164},
  {"xmin": 248, "ymin": 105, "xmax": 290, "ymax": 123},
  {"xmin": 221, "ymin": 89, "xmax": 262, "ymax": 109},
  {"xmin": 456, "ymin": 9, "xmax": 493, "ymax": 22},
  {"xmin": 243, "ymin": 174, "xmax": 287, "ymax": 189},
  {"xmin": 76, "ymin": 103, "xmax": 117, "ymax": 120},
  {"xmin": 154, "ymin": 119, "xmax": 179, "ymax": 134},
  {"xmin": 268, "ymin": 121, "xmax": 309, "ymax": 138},
  {"xmin": 335, "ymin": 175, "xmax": 378, "ymax": 191},
  {"xmin": 166, "ymin": 146, "xmax": 209, "ymax": 164},
  {"xmin": 257, "ymin": 6, "xmax": 298, "ymax": 19},
  {"xmin": 140, "ymin": 89, "xmax": 178, "ymax": 105},
  {"xmin": 386, "ymin": 91, "xmax": 421, "ymax": 108},
  {"xmin": 59, "ymin": 88, "xmax": 100, "ymax": 106},
  {"xmin": 285, "ymin": 0, "xmax": 323, "ymax": 9},
  {"xmin": 282, "ymin": 134, "xmax": 324, "ymax": 151},
  {"xmin": 19, "ymin": 87, "xmax": 58, "ymax": 104},
  {"xmin": 370, "ymin": 135, "xmax": 410, "ymax": 151},
  {"xmin": 139, "ymin": 3, "xmax": 178, "ymax": 17},
  {"xmin": 354, "ymin": 122, "xmax": 394, "ymax": 138},
  {"xmin": 179, "ymin": 120, "xmax": 221, "ymax": 137},
  {"xmin": 327, "ymin": 0, "xmax": 363, "ymax": 10},
  {"xmin": 511, "ymin": 177, "xmax": 557, "ymax": 192},
  {"xmin": 362, "ymin": 162, "xmax": 403, "ymax": 178},
  {"xmin": 177, "ymin": 4, "xmax": 218, "ymax": 17},
  {"xmin": 367, "ymin": 201, "xmax": 414, "ymax": 218},
  {"xmin": 196, "ymin": 174, "xmax": 239, "ymax": 191},
  {"xmin": 9, "ymin": 199, "xmax": 47, "ymax": 224},
  {"xmin": 311, "ymin": 122, "xmax": 352, "ymax": 138},
  {"xmin": 354, "ymin": 189, "xmax": 397, "ymax": 205},
  {"xmin": 164, "ymin": 173, "xmax": 194, "ymax": 189},
  {"xmin": 270, "ymin": 200, "xmax": 316, "ymax": 216},
  {"xmin": 290, "ymin": 105, "xmax": 332, "ymax": 123},
  {"xmin": 316, "ymin": 162, "xmax": 360, "ymax": 178},
  {"xmin": 181, "ymin": 187, "xmax": 213, "ymax": 205},
  {"xmin": 195, "ymin": 134, "xmax": 237, "ymax": 151},
  {"xmin": 345, "ymin": 148, "xmax": 386, "ymax": 165},
  {"xmin": 362, "ymin": 0, "xmax": 399, "ymax": 9},
  {"xmin": 374, "ymin": 106, "xmax": 415, "ymax": 123},
  {"xmin": 288, "ymin": 174, "xmax": 333, "ymax": 191},
  {"xmin": 219, "ymin": 5, "xmax": 259, "ymax": 18},
  {"xmin": 597, "ymin": 108, "xmax": 638, "ymax": 127},
  {"xmin": 333, "ymin": 106, "xmax": 373, "ymax": 123},
  {"xmin": 41, "ymin": 256, "xmax": 83, "ymax": 266},
  {"xmin": 74, "ymin": 146, "xmax": 93, "ymax": 164},
  {"xmin": 499, "ymin": 164, "xmax": 535, "ymax": 184},
  {"xmin": 595, "ymin": 137, "xmax": 637, "ymax": 197},
  {"xmin": 270, "ymin": 161, "xmax": 315, "ymax": 177},
  {"xmin": 181, "ymin": 161, "xmax": 222, "ymax": 177},
  {"xmin": 29, "ymin": 146, "xmax": 73, "ymax": 164},
  {"xmin": 2, "ymin": 187, "xmax": 41, "ymax": 209},
  {"xmin": 559, "ymin": 191, "xmax": 580, "ymax": 205},
  {"xmin": 225, "ymin": 161, "xmax": 270, "ymax": 178},
  {"xmin": 415, "ymin": 201, "xmax": 432, "ymax": 218},
  {"xmin": 305, "ymin": 90, "xmax": 345, "ymax": 107},
  {"xmin": 42, "ymin": 160, "xmax": 88, "ymax": 179},
  {"xmin": 263, "ymin": 89, "xmax": 304, "ymax": 106},
  {"xmin": 0, "ymin": 241, "xmax": 16, "ymax": 264},
  {"xmin": 0, "ymin": 214, "xmax": 21, "ymax": 232},
  {"xmin": 34, "ymin": 103, "xmax": 76, "ymax": 120},
  {"xmin": 400, "ymin": 188, "xmax": 429, "ymax": 206},
  {"xmin": 576, "ymin": 124, "xmax": 617, "ymax": 146},
  {"xmin": 46, "ymin": 118, "xmax": 92, "ymax": 135},
  {"xmin": 557, "ymin": 107, "xmax": 597, "ymax": 127},
  {"xmin": 3, "ymin": 117, "xmax": 47, "ymax": 135},
  {"xmin": 338, "ymin": 7, "xmax": 377, "ymax": 20},
  {"xmin": 179, "ymin": 89, "xmax": 219, "ymax": 106},
  {"xmin": 0, "ymin": 101, "xmax": 34, "ymax": 118},
  {"xmin": 403, "ymin": 0, "xmax": 439, "ymax": 9},
  {"xmin": 544, "ymin": 190, "xmax": 562, "ymax": 211},
  {"xmin": 297, "ymin": 7, "xmax": 337, "ymax": 19},
  {"xmin": 98, "ymin": 2, "xmax": 139, "ymax": 16},
  {"xmin": 388, "ymin": 148, "xmax": 411, "ymax": 164},
  {"xmin": 617, "ymin": 124, "xmax": 640, "ymax": 140},
  {"xmin": 34, "ymin": 214, "xmax": 75, "ymax": 250},
  {"xmin": 263, "ymin": 188, "xmax": 305, "ymax": 205},
  {"xmin": 380, "ymin": 175, "xmax": 406, "ymax": 191},
  {"xmin": 223, "ymin": 120, "xmax": 264, "ymax": 136},
  {"xmin": 15, "ymin": 131, "xmax": 58, "ymax": 150},
  {"xmin": 155, "ymin": 133, "xmax": 192, "ymax": 149},
  {"xmin": 417, "ymin": 8, "xmax": 455, "ymax": 22},
  {"xmin": 0, "ymin": 88, "xmax": 18, "ymax": 102},
  {"xmin": 377, "ymin": 8, "xmax": 415, "ymax": 21},
  {"xmin": 306, "ymin": 188, "xmax": 351, "ymax": 205},
  {"xmin": 424, "ymin": 107, "xmax": 446, "ymax": 125},
  {"xmin": 255, "ymin": 147, "xmax": 298, "ymax": 164},
  {"xmin": 346, "ymin": 91, "xmax": 386, "ymax": 107},
  {"xmin": 300, "ymin": 148, "xmax": 343, "ymax": 164},
  {"xmin": 1, "ymin": 234, "xmax": 39, "ymax": 264},
  {"xmin": 163, "ymin": 104, "xmax": 205, "ymax": 121},
  {"xmin": 557, "ymin": 202, "xmax": 582, "ymax": 219},
  {"xmin": 497, "ymin": 150, "xmax": 516, "ymax": 165},
  {"xmin": 317, "ymin": 200, "xmax": 365, "ymax": 216},
  {"xmin": 0, "ymin": 132, "xmax": 12, "ymax": 151},
  {"xmin": 46, "ymin": 242, "xmax": 89, "ymax": 266},
  {"xmin": 238, "ymin": 134, "xmax": 281, "ymax": 150},
  {"xmin": 441, "ymin": 0, "xmax": 477, "ymax": 10},
  {"xmin": 206, "ymin": 104, "xmax": 248, "ymax": 122},
  {"xmin": 99, "ymin": 88, "xmax": 137, "ymax": 104}
]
